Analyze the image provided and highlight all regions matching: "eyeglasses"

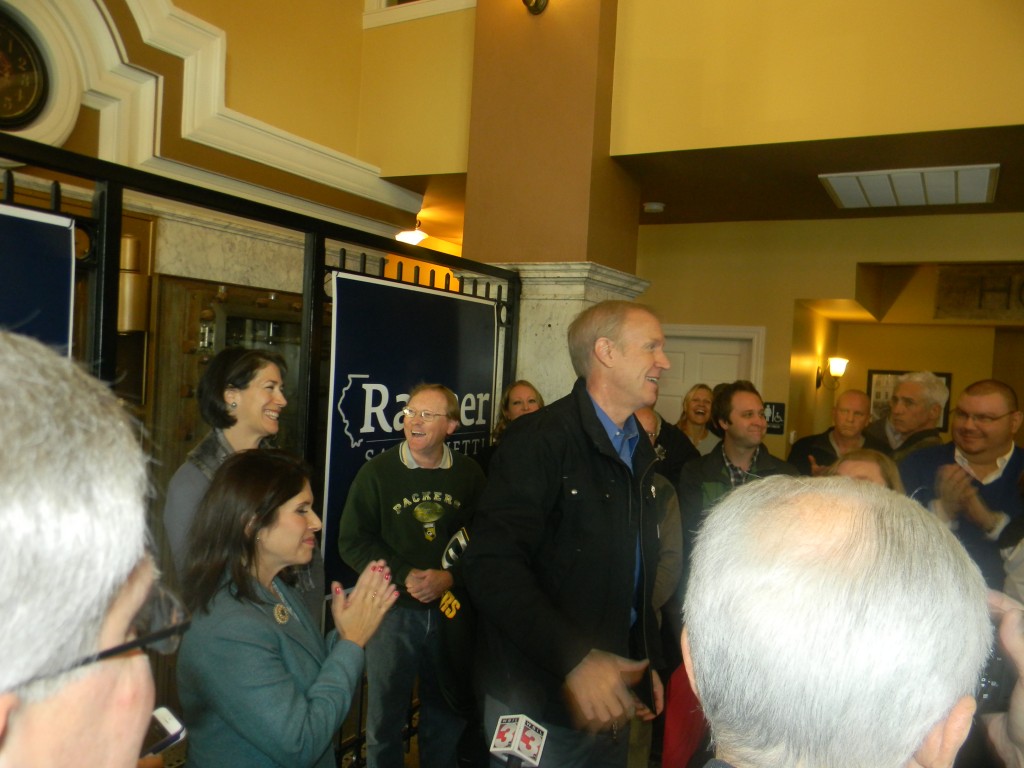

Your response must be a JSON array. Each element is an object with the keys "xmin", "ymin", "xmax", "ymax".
[
  {"xmin": 952, "ymin": 409, "xmax": 1016, "ymax": 426},
  {"xmin": 400, "ymin": 407, "xmax": 450, "ymax": 423},
  {"xmin": 15, "ymin": 582, "xmax": 190, "ymax": 690}
]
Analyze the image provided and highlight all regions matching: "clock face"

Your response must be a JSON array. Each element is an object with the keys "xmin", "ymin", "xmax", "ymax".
[{"xmin": 0, "ymin": 12, "xmax": 48, "ymax": 129}]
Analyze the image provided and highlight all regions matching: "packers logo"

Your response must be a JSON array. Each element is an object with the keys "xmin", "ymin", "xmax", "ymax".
[
  {"xmin": 415, "ymin": 501, "xmax": 443, "ymax": 541},
  {"xmin": 413, "ymin": 501, "xmax": 444, "ymax": 524}
]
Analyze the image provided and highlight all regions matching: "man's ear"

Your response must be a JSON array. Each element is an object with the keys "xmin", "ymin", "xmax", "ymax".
[
  {"xmin": 445, "ymin": 417, "xmax": 459, "ymax": 437},
  {"xmin": 681, "ymin": 627, "xmax": 700, "ymax": 701},
  {"xmin": 593, "ymin": 337, "xmax": 615, "ymax": 368},
  {"xmin": 928, "ymin": 402, "xmax": 943, "ymax": 425},
  {"xmin": 909, "ymin": 695, "xmax": 975, "ymax": 768},
  {"xmin": 1009, "ymin": 409, "xmax": 1023, "ymax": 437},
  {"xmin": 0, "ymin": 691, "xmax": 20, "ymax": 748}
]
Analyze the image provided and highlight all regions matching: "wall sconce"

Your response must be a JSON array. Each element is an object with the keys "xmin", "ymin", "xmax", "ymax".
[
  {"xmin": 395, "ymin": 219, "xmax": 428, "ymax": 245},
  {"xmin": 523, "ymin": 0, "xmax": 548, "ymax": 14},
  {"xmin": 816, "ymin": 356, "xmax": 849, "ymax": 390}
]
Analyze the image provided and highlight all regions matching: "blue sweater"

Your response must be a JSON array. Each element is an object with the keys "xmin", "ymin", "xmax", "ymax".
[{"xmin": 900, "ymin": 443, "xmax": 1024, "ymax": 589}]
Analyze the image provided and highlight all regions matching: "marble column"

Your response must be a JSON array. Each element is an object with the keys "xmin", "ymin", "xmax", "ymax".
[{"xmin": 501, "ymin": 261, "xmax": 650, "ymax": 404}]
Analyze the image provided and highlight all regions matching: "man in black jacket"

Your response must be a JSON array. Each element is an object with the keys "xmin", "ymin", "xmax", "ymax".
[
  {"xmin": 787, "ymin": 389, "xmax": 885, "ymax": 475},
  {"xmin": 463, "ymin": 300, "xmax": 670, "ymax": 767}
]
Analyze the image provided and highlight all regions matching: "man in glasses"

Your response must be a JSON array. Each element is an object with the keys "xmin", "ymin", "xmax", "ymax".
[
  {"xmin": 900, "ymin": 379, "xmax": 1024, "ymax": 591},
  {"xmin": 0, "ymin": 330, "xmax": 187, "ymax": 766},
  {"xmin": 338, "ymin": 382, "xmax": 485, "ymax": 768}
]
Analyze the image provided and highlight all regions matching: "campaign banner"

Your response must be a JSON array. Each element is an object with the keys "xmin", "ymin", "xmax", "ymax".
[
  {"xmin": 322, "ymin": 271, "xmax": 498, "ymax": 583},
  {"xmin": 0, "ymin": 203, "xmax": 76, "ymax": 352}
]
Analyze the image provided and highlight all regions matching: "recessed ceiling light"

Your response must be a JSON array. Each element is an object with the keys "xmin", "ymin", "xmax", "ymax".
[
  {"xmin": 819, "ymin": 164, "xmax": 999, "ymax": 209},
  {"xmin": 643, "ymin": 201, "xmax": 666, "ymax": 213}
]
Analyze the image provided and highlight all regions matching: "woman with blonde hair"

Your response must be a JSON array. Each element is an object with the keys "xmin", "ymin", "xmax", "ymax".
[
  {"xmin": 676, "ymin": 383, "xmax": 720, "ymax": 455},
  {"xmin": 475, "ymin": 379, "xmax": 545, "ymax": 473},
  {"xmin": 828, "ymin": 448, "xmax": 904, "ymax": 492}
]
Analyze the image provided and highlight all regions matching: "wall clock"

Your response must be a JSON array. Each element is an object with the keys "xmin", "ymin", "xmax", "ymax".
[{"xmin": 0, "ymin": 10, "xmax": 48, "ymax": 129}]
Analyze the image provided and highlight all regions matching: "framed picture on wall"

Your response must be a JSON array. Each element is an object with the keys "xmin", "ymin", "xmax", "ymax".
[{"xmin": 866, "ymin": 369, "xmax": 954, "ymax": 432}]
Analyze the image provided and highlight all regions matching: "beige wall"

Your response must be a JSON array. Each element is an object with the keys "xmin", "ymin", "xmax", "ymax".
[
  {"xmin": 172, "ymin": 0, "xmax": 475, "ymax": 176},
  {"xmin": 835, "ymin": 323, "xmax": 996, "ymax": 441},
  {"xmin": 636, "ymin": 212, "xmax": 1024, "ymax": 455},
  {"xmin": 175, "ymin": 0, "xmax": 366, "ymax": 156},
  {"xmin": 612, "ymin": 0, "xmax": 1024, "ymax": 154},
  {"xmin": 357, "ymin": 11, "xmax": 476, "ymax": 175},
  {"xmin": 144, "ymin": 2, "xmax": 1024, "ymax": 178},
  {"xmin": 788, "ymin": 303, "xmax": 838, "ymax": 444}
]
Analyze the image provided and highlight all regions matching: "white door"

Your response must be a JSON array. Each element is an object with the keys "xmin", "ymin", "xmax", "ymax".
[{"xmin": 655, "ymin": 325, "xmax": 765, "ymax": 424}]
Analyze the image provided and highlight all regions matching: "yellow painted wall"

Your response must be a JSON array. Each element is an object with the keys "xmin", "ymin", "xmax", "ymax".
[
  {"xmin": 635, "ymin": 212, "xmax": 1024, "ymax": 455},
  {"xmin": 789, "ymin": 303, "xmax": 837, "ymax": 444},
  {"xmin": 174, "ymin": 0, "xmax": 365, "ymax": 155},
  {"xmin": 357, "ymin": 11, "xmax": 475, "ymax": 175},
  {"xmin": 835, "ymin": 323, "xmax": 996, "ymax": 440},
  {"xmin": 612, "ymin": 0, "xmax": 1024, "ymax": 154}
]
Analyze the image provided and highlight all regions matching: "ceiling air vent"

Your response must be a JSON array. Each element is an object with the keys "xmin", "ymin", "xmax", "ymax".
[{"xmin": 819, "ymin": 164, "xmax": 999, "ymax": 209}]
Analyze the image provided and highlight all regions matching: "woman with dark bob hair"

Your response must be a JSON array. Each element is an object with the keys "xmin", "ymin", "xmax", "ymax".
[
  {"xmin": 164, "ymin": 347, "xmax": 289, "ymax": 577},
  {"xmin": 177, "ymin": 449, "xmax": 398, "ymax": 768}
]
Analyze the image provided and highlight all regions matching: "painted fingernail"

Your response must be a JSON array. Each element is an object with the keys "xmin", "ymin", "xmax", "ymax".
[
  {"xmin": 384, "ymin": 573, "xmax": 391, "ymax": 581},
  {"xmin": 334, "ymin": 585, "xmax": 342, "ymax": 594}
]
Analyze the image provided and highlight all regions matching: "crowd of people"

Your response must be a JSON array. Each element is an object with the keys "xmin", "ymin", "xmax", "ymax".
[{"xmin": 3, "ymin": 301, "xmax": 1024, "ymax": 768}]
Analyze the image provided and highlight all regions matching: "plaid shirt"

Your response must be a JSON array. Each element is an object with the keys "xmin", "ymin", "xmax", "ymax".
[{"xmin": 723, "ymin": 445, "xmax": 761, "ymax": 489}]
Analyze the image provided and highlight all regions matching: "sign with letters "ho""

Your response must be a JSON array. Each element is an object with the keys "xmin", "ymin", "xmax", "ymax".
[{"xmin": 322, "ymin": 271, "xmax": 498, "ymax": 583}]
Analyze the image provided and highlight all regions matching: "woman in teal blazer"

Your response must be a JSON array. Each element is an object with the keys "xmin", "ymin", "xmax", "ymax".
[{"xmin": 177, "ymin": 450, "xmax": 398, "ymax": 767}]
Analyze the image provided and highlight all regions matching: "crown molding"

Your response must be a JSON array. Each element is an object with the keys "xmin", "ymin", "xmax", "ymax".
[{"xmin": 126, "ymin": 0, "xmax": 421, "ymax": 215}]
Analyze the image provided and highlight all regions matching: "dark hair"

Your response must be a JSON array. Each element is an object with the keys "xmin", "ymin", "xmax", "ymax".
[
  {"xmin": 712, "ymin": 380, "xmax": 762, "ymax": 430},
  {"xmin": 182, "ymin": 449, "xmax": 310, "ymax": 614},
  {"xmin": 198, "ymin": 347, "xmax": 287, "ymax": 429}
]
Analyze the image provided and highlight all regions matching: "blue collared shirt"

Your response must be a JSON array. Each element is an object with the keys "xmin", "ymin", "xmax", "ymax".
[
  {"xmin": 590, "ymin": 396, "xmax": 642, "ymax": 626},
  {"xmin": 591, "ymin": 397, "xmax": 639, "ymax": 472}
]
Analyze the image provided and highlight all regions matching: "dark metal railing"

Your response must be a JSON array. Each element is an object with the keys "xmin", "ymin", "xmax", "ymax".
[{"xmin": 0, "ymin": 131, "xmax": 521, "ymax": 463}]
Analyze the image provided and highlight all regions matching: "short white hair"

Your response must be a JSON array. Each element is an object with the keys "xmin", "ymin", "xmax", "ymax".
[
  {"xmin": 685, "ymin": 476, "xmax": 991, "ymax": 768},
  {"xmin": 897, "ymin": 371, "xmax": 950, "ymax": 410},
  {"xmin": 0, "ymin": 331, "xmax": 149, "ymax": 699}
]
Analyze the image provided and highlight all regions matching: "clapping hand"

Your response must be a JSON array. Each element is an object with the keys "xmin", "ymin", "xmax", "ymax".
[{"xmin": 330, "ymin": 559, "xmax": 399, "ymax": 647}]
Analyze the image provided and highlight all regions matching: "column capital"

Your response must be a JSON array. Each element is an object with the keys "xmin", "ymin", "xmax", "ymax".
[{"xmin": 498, "ymin": 261, "xmax": 649, "ymax": 302}]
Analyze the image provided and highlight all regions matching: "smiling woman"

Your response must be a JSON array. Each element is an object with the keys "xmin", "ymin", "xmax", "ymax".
[
  {"xmin": 676, "ymin": 383, "xmax": 720, "ymax": 455},
  {"xmin": 163, "ymin": 349, "xmax": 289, "ymax": 574},
  {"xmin": 178, "ymin": 450, "xmax": 398, "ymax": 768}
]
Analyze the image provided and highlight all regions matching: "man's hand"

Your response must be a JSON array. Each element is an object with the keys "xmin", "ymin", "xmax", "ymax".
[
  {"xmin": 564, "ymin": 650, "xmax": 650, "ymax": 732},
  {"xmin": 404, "ymin": 568, "xmax": 453, "ymax": 603},
  {"xmin": 633, "ymin": 668, "xmax": 664, "ymax": 721},
  {"xmin": 983, "ymin": 591, "xmax": 1024, "ymax": 768},
  {"xmin": 807, "ymin": 455, "xmax": 828, "ymax": 477},
  {"xmin": 936, "ymin": 465, "xmax": 977, "ymax": 521},
  {"xmin": 936, "ymin": 465, "xmax": 1001, "ymax": 532}
]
